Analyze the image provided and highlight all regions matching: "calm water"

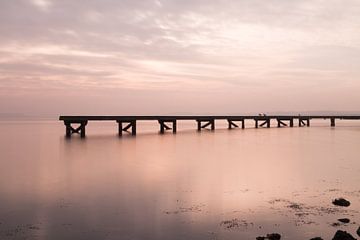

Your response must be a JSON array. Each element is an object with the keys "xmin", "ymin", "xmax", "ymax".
[{"xmin": 0, "ymin": 120, "xmax": 360, "ymax": 239}]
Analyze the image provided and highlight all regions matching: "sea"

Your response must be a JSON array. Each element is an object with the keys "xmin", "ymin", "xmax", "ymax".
[{"xmin": 0, "ymin": 119, "xmax": 359, "ymax": 239}]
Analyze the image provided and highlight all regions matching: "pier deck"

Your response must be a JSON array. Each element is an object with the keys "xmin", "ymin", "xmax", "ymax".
[{"xmin": 59, "ymin": 115, "xmax": 360, "ymax": 138}]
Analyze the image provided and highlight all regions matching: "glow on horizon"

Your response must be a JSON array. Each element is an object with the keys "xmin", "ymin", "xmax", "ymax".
[{"xmin": 0, "ymin": 0, "xmax": 360, "ymax": 115}]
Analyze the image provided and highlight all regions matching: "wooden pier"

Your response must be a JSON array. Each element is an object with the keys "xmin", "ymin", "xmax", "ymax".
[{"xmin": 59, "ymin": 115, "xmax": 360, "ymax": 138}]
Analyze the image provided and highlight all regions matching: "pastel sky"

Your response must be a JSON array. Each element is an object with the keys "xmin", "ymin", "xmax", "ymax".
[{"xmin": 1, "ymin": 0, "xmax": 360, "ymax": 116}]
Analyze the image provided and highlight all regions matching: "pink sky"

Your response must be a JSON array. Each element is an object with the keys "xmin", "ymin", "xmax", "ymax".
[{"xmin": 1, "ymin": 0, "xmax": 360, "ymax": 116}]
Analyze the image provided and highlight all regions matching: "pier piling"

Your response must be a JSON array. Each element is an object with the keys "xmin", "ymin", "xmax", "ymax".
[
  {"xmin": 227, "ymin": 119, "xmax": 245, "ymax": 129},
  {"xmin": 117, "ymin": 120, "xmax": 136, "ymax": 136},
  {"xmin": 299, "ymin": 119, "xmax": 306, "ymax": 127},
  {"xmin": 227, "ymin": 120, "xmax": 239, "ymax": 129},
  {"xmin": 277, "ymin": 119, "xmax": 287, "ymax": 127},
  {"xmin": 196, "ymin": 119, "xmax": 215, "ymax": 131},
  {"xmin": 64, "ymin": 121, "xmax": 87, "ymax": 138},
  {"xmin": 257, "ymin": 118, "xmax": 270, "ymax": 128},
  {"xmin": 158, "ymin": 120, "xmax": 176, "ymax": 134},
  {"xmin": 331, "ymin": 118, "xmax": 336, "ymax": 127}
]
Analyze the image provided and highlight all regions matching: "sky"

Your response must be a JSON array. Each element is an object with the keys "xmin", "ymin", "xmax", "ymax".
[{"xmin": 1, "ymin": 0, "xmax": 360, "ymax": 116}]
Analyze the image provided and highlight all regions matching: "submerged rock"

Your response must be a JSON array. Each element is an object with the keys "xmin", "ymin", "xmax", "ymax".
[
  {"xmin": 338, "ymin": 218, "xmax": 350, "ymax": 223},
  {"xmin": 310, "ymin": 238, "xmax": 323, "ymax": 240},
  {"xmin": 256, "ymin": 233, "xmax": 281, "ymax": 240},
  {"xmin": 332, "ymin": 230, "xmax": 356, "ymax": 240},
  {"xmin": 332, "ymin": 198, "xmax": 351, "ymax": 207},
  {"xmin": 357, "ymin": 227, "xmax": 360, "ymax": 237},
  {"xmin": 267, "ymin": 233, "xmax": 281, "ymax": 240},
  {"xmin": 256, "ymin": 237, "xmax": 266, "ymax": 240}
]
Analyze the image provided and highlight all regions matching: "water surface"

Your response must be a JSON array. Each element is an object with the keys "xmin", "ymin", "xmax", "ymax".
[{"xmin": 0, "ymin": 120, "xmax": 360, "ymax": 239}]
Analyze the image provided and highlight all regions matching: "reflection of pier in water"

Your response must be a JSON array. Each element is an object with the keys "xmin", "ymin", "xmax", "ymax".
[{"xmin": 59, "ymin": 115, "xmax": 360, "ymax": 138}]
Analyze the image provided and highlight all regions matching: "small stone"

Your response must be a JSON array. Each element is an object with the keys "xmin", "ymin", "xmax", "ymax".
[
  {"xmin": 28, "ymin": 225, "xmax": 40, "ymax": 230},
  {"xmin": 267, "ymin": 233, "xmax": 281, "ymax": 240},
  {"xmin": 338, "ymin": 218, "xmax": 350, "ymax": 223},
  {"xmin": 332, "ymin": 198, "xmax": 351, "ymax": 207},
  {"xmin": 310, "ymin": 238, "xmax": 323, "ymax": 240},
  {"xmin": 256, "ymin": 233, "xmax": 281, "ymax": 240},
  {"xmin": 356, "ymin": 227, "xmax": 360, "ymax": 237},
  {"xmin": 332, "ymin": 230, "xmax": 356, "ymax": 240},
  {"xmin": 256, "ymin": 237, "xmax": 266, "ymax": 240}
]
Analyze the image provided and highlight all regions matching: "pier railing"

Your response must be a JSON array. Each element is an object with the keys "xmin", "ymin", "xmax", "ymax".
[{"xmin": 59, "ymin": 115, "xmax": 360, "ymax": 138}]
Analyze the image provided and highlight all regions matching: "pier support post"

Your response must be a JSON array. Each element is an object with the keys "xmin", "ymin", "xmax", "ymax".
[
  {"xmin": 258, "ymin": 118, "xmax": 270, "ymax": 128},
  {"xmin": 227, "ymin": 120, "xmax": 239, "ymax": 129},
  {"xmin": 64, "ymin": 121, "xmax": 88, "ymax": 138},
  {"xmin": 173, "ymin": 120, "xmax": 177, "ymax": 133},
  {"xmin": 160, "ymin": 122, "xmax": 165, "ymax": 134},
  {"xmin": 158, "ymin": 120, "xmax": 176, "ymax": 134},
  {"xmin": 117, "ymin": 120, "xmax": 136, "ymax": 136},
  {"xmin": 66, "ymin": 124, "xmax": 71, "ymax": 137},
  {"xmin": 131, "ymin": 120, "xmax": 136, "ymax": 135},
  {"xmin": 277, "ymin": 119, "xmax": 287, "ymax": 128},
  {"xmin": 227, "ymin": 119, "xmax": 244, "ymax": 129},
  {"xmin": 80, "ymin": 124, "xmax": 86, "ymax": 138},
  {"xmin": 118, "ymin": 122, "xmax": 123, "ymax": 136},
  {"xmin": 331, "ymin": 118, "xmax": 336, "ymax": 127},
  {"xmin": 196, "ymin": 119, "xmax": 215, "ymax": 131},
  {"xmin": 255, "ymin": 119, "xmax": 258, "ymax": 128},
  {"xmin": 299, "ymin": 119, "xmax": 306, "ymax": 127},
  {"xmin": 290, "ymin": 118, "xmax": 294, "ymax": 127}
]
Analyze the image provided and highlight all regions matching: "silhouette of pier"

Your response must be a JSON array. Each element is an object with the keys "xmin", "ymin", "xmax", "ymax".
[{"xmin": 59, "ymin": 115, "xmax": 360, "ymax": 138}]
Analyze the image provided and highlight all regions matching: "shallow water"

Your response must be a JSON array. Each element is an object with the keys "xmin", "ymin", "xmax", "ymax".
[{"xmin": 0, "ymin": 120, "xmax": 360, "ymax": 239}]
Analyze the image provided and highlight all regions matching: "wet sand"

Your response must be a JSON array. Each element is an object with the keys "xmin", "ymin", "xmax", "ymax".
[{"xmin": 0, "ymin": 120, "xmax": 360, "ymax": 239}]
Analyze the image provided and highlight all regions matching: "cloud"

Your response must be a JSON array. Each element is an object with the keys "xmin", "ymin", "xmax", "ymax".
[
  {"xmin": 1, "ymin": 0, "xmax": 360, "ymax": 114},
  {"xmin": 30, "ymin": 0, "xmax": 52, "ymax": 11}
]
